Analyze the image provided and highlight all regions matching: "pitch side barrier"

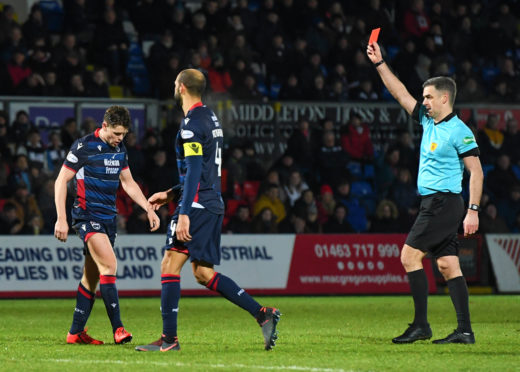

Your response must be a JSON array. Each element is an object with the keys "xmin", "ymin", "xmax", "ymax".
[{"xmin": 0, "ymin": 234, "xmax": 440, "ymax": 298}]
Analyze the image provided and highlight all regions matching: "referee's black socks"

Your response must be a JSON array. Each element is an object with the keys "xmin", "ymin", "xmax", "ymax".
[
  {"xmin": 447, "ymin": 276, "xmax": 473, "ymax": 333},
  {"xmin": 407, "ymin": 269, "xmax": 429, "ymax": 327}
]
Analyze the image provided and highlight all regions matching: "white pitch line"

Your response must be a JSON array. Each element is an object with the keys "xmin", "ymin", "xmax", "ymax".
[{"xmin": 36, "ymin": 358, "xmax": 357, "ymax": 372}]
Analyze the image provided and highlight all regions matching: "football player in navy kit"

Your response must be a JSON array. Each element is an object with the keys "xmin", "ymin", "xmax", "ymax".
[
  {"xmin": 135, "ymin": 69, "xmax": 280, "ymax": 352},
  {"xmin": 54, "ymin": 105, "xmax": 160, "ymax": 345}
]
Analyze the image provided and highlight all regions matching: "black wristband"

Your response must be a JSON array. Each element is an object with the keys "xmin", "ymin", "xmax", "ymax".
[{"xmin": 374, "ymin": 60, "xmax": 385, "ymax": 67}]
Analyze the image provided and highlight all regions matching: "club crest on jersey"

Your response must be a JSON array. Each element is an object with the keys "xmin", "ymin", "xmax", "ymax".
[
  {"xmin": 90, "ymin": 221, "xmax": 101, "ymax": 230},
  {"xmin": 181, "ymin": 129, "xmax": 194, "ymax": 139},
  {"xmin": 430, "ymin": 142, "xmax": 438, "ymax": 151},
  {"xmin": 66, "ymin": 151, "xmax": 78, "ymax": 163},
  {"xmin": 184, "ymin": 142, "xmax": 202, "ymax": 156}
]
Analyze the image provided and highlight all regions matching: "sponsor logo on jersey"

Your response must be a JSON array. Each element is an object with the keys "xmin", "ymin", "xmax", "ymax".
[
  {"xmin": 463, "ymin": 136, "xmax": 475, "ymax": 144},
  {"xmin": 66, "ymin": 151, "xmax": 78, "ymax": 163},
  {"xmin": 184, "ymin": 142, "xmax": 202, "ymax": 156},
  {"xmin": 90, "ymin": 221, "xmax": 101, "ymax": 230},
  {"xmin": 181, "ymin": 129, "xmax": 194, "ymax": 139},
  {"xmin": 430, "ymin": 142, "xmax": 438, "ymax": 151}
]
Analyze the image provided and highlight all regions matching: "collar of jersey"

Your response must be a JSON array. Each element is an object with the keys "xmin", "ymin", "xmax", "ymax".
[
  {"xmin": 434, "ymin": 112, "xmax": 456, "ymax": 125},
  {"xmin": 188, "ymin": 102, "xmax": 203, "ymax": 113}
]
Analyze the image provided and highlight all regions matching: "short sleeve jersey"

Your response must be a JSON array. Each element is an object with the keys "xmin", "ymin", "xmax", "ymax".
[
  {"xmin": 62, "ymin": 128, "xmax": 128, "ymax": 220},
  {"xmin": 413, "ymin": 103, "xmax": 478, "ymax": 195},
  {"xmin": 175, "ymin": 103, "xmax": 224, "ymax": 214}
]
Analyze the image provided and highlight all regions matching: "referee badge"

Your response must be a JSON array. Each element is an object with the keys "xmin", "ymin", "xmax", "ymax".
[{"xmin": 430, "ymin": 142, "xmax": 438, "ymax": 151}]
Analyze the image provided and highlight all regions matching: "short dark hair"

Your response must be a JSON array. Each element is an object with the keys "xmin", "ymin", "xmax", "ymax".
[
  {"xmin": 104, "ymin": 105, "xmax": 131, "ymax": 129},
  {"xmin": 423, "ymin": 76, "xmax": 457, "ymax": 106},
  {"xmin": 177, "ymin": 69, "xmax": 206, "ymax": 97}
]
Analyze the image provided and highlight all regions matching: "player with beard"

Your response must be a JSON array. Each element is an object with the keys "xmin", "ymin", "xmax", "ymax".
[{"xmin": 135, "ymin": 69, "xmax": 281, "ymax": 352}]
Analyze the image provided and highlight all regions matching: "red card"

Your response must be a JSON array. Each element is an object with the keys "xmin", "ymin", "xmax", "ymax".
[{"xmin": 369, "ymin": 28, "xmax": 381, "ymax": 44}]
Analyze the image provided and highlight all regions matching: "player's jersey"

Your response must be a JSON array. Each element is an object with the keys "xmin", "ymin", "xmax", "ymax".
[
  {"xmin": 175, "ymin": 103, "xmax": 224, "ymax": 215},
  {"xmin": 413, "ymin": 103, "xmax": 478, "ymax": 196},
  {"xmin": 62, "ymin": 128, "xmax": 128, "ymax": 220}
]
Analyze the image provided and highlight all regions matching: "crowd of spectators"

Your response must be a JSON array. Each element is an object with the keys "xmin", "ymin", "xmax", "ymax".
[
  {"xmin": 1, "ymin": 0, "xmax": 520, "ymax": 236},
  {"xmin": 0, "ymin": 0, "xmax": 519, "ymax": 101},
  {"xmin": 1, "ymin": 106, "xmax": 520, "ymax": 236}
]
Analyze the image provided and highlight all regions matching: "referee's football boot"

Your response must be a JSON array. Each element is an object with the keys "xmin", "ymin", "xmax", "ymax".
[
  {"xmin": 135, "ymin": 335, "xmax": 180, "ymax": 352},
  {"xmin": 433, "ymin": 330, "xmax": 475, "ymax": 344},
  {"xmin": 114, "ymin": 327, "xmax": 133, "ymax": 344},
  {"xmin": 66, "ymin": 328, "xmax": 104, "ymax": 345},
  {"xmin": 392, "ymin": 323, "xmax": 432, "ymax": 344},
  {"xmin": 256, "ymin": 306, "xmax": 281, "ymax": 350}
]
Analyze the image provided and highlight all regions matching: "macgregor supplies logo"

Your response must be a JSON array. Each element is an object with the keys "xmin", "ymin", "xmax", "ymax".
[{"xmin": 494, "ymin": 237, "xmax": 520, "ymax": 275}]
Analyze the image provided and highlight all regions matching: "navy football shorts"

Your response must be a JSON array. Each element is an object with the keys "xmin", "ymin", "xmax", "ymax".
[
  {"xmin": 164, "ymin": 207, "xmax": 223, "ymax": 265},
  {"xmin": 72, "ymin": 217, "xmax": 117, "ymax": 255}
]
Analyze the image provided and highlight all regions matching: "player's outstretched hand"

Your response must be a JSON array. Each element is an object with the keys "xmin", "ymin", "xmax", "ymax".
[
  {"xmin": 54, "ymin": 219, "xmax": 69, "ymax": 242},
  {"xmin": 366, "ymin": 42, "xmax": 382, "ymax": 64},
  {"xmin": 148, "ymin": 191, "xmax": 170, "ymax": 210},
  {"xmin": 147, "ymin": 209, "xmax": 161, "ymax": 232}
]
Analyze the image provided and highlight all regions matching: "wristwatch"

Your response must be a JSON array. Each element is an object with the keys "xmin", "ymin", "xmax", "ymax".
[{"xmin": 468, "ymin": 204, "xmax": 481, "ymax": 212}]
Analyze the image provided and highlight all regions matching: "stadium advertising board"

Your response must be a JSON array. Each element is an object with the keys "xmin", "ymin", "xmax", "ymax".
[
  {"xmin": 286, "ymin": 234, "xmax": 437, "ymax": 294},
  {"xmin": 0, "ymin": 234, "xmax": 433, "ymax": 297},
  {"xmin": 486, "ymin": 234, "xmax": 520, "ymax": 292}
]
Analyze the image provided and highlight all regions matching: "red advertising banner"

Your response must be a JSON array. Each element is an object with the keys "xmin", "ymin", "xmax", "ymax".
[{"xmin": 286, "ymin": 234, "xmax": 437, "ymax": 294}]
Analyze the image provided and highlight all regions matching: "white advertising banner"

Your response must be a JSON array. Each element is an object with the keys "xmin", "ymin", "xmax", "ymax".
[
  {"xmin": 486, "ymin": 234, "xmax": 520, "ymax": 292},
  {"xmin": 0, "ymin": 235, "xmax": 295, "ymax": 297}
]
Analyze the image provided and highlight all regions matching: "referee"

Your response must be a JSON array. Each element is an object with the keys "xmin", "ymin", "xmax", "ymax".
[{"xmin": 367, "ymin": 42, "xmax": 483, "ymax": 344}]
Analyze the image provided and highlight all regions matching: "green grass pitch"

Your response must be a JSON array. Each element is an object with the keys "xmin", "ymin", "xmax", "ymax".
[{"xmin": 1, "ymin": 295, "xmax": 519, "ymax": 371}]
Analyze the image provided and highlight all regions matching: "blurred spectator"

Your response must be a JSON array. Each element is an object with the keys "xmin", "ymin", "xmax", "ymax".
[
  {"xmin": 497, "ymin": 185, "xmax": 520, "ymax": 231},
  {"xmin": 145, "ymin": 149, "xmax": 178, "ymax": 196},
  {"xmin": 316, "ymin": 184, "xmax": 336, "ymax": 224},
  {"xmin": 126, "ymin": 208, "xmax": 151, "ymax": 234},
  {"xmin": 7, "ymin": 49, "xmax": 31, "ymax": 90},
  {"xmin": 0, "ymin": 5, "xmax": 18, "ymax": 46},
  {"xmin": 124, "ymin": 132, "xmax": 145, "ymax": 182},
  {"xmin": 87, "ymin": 67, "xmax": 109, "ymax": 97},
  {"xmin": 226, "ymin": 204, "xmax": 252, "ymax": 234},
  {"xmin": 42, "ymin": 70, "xmax": 64, "ymax": 96},
  {"xmin": 340, "ymin": 113, "xmax": 374, "ymax": 162},
  {"xmin": 375, "ymin": 146, "xmax": 400, "ymax": 197},
  {"xmin": 17, "ymin": 128, "xmax": 45, "ymax": 169},
  {"xmin": 15, "ymin": 72, "xmax": 45, "ymax": 96},
  {"xmin": 285, "ymin": 120, "xmax": 315, "ymax": 170},
  {"xmin": 486, "ymin": 154, "xmax": 520, "ymax": 200},
  {"xmin": 44, "ymin": 131, "xmax": 65, "ymax": 174},
  {"xmin": 60, "ymin": 117, "xmax": 80, "ymax": 150},
  {"xmin": 251, "ymin": 207, "xmax": 278, "ymax": 233},
  {"xmin": 323, "ymin": 204, "xmax": 354, "ymax": 233},
  {"xmin": 63, "ymin": 0, "xmax": 91, "ymax": 44},
  {"xmin": 225, "ymin": 146, "xmax": 247, "ymax": 198},
  {"xmin": 156, "ymin": 53, "xmax": 182, "ymax": 99},
  {"xmin": 208, "ymin": 53, "xmax": 232, "ymax": 95},
  {"xmin": 479, "ymin": 203, "xmax": 509, "ymax": 233},
  {"xmin": 9, "ymin": 110, "xmax": 34, "ymax": 146},
  {"xmin": 242, "ymin": 142, "xmax": 265, "ymax": 181},
  {"xmin": 316, "ymin": 130, "xmax": 349, "ymax": 188},
  {"xmin": 7, "ymin": 182, "xmax": 43, "ymax": 230},
  {"xmin": 253, "ymin": 183, "xmax": 286, "ymax": 224},
  {"xmin": 0, "ymin": 111, "xmax": 11, "ymax": 159},
  {"xmin": 80, "ymin": 117, "xmax": 97, "ymax": 136},
  {"xmin": 284, "ymin": 170, "xmax": 309, "ymax": 207},
  {"xmin": 501, "ymin": 119, "xmax": 520, "ymax": 165},
  {"xmin": 477, "ymin": 113, "xmax": 503, "ymax": 165},
  {"xmin": 389, "ymin": 168, "xmax": 419, "ymax": 228},
  {"xmin": 52, "ymin": 33, "xmax": 84, "ymax": 67},
  {"xmin": 457, "ymin": 77, "xmax": 486, "ymax": 103},
  {"xmin": 22, "ymin": 5, "xmax": 47, "ymax": 45},
  {"xmin": 402, "ymin": 0, "xmax": 430, "ymax": 39},
  {"xmin": 7, "ymin": 154, "xmax": 31, "ymax": 194},
  {"xmin": 0, "ymin": 202, "xmax": 23, "ymax": 234},
  {"xmin": 370, "ymin": 199, "xmax": 401, "ymax": 233},
  {"xmin": 351, "ymin": 79, "xmax": 379, "ymax": 101},
  {"xmin": 67, "ymin": 73, "xmax": 88, "ymax": 96},
  {"xmin": 2, "ymin": 25, "xmax": 27, "ymax": 63},
  {"xmin": 92, "ymin": 8, "xmax": 128, "ymax": 84},
  {"xmin": 233, "ymin": 74, "xmax": 262, "ymax": 100}
]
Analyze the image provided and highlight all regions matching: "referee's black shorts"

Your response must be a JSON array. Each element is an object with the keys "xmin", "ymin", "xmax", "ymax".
[{"xmin": 405, "ymin": 192, "xmax": 465, "ymax": 258}]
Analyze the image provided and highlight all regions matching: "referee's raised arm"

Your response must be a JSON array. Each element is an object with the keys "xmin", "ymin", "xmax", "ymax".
[{"xmin": 367, "ymin": 42, "xmax": 417, "ymax": 115}]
